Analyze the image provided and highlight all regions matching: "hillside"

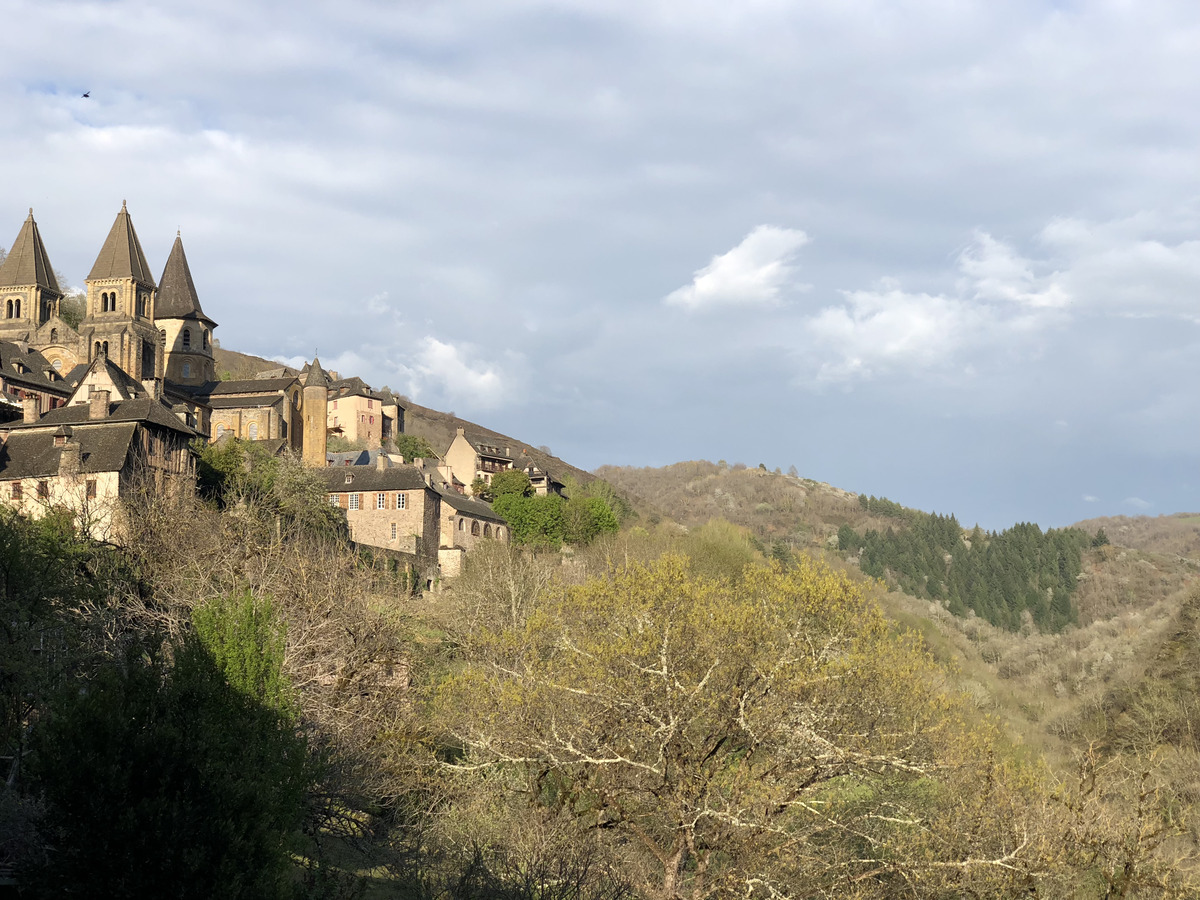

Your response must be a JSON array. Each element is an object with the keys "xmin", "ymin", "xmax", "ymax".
[{"xmin": 599, "ymin": 459, "xmax": 1200, "ymax": 772}]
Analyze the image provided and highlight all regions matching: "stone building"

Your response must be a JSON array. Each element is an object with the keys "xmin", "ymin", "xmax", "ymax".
[{"xmin": 0, "ymin": 369, "xmax": 198, "ymax": 540}]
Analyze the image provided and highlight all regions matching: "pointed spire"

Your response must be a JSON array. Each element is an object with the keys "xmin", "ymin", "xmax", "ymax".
[
  {"xmin": 304, "ymin": 356, "xmax": 329, "ymax": 388},
  {"xmin": 156, "ymin": 232, "xmax": 214, "ymax": 323},
  {"xmin": 87, "ymin": 203, "xmax": 155, "ymax": 286},
  {"xmin": 0, "ymin": 209, "xmax": 62, "ymax": 292}
]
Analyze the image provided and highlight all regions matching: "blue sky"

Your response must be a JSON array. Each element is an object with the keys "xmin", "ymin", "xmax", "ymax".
[{"xmin": 3, "ymin": 0, "xmax": 1200, "ymax": 529}]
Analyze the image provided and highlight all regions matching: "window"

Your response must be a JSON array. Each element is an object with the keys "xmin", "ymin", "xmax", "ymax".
[
  {"xmin": 349, "ymin": 493, "xmax": 360, "ymax": 510},
  {"xmin": 52, "ymin": 359, "xmax": 61, "ymax": 371},
  {"xmin": 14, "ymin": 298, "xmax": 19, "ymax": 318},
  {"xmin": 37, "ymin": 481, "xmax": 48, "ymax": 500},
  {"xmin": 332, "ymin": 400, "xmax": 337, "ymax": 410},
  {"xmin": 86, "ymin": 480, "xmax": 97, "ymax": 499},
  {"xmin": 5, "ymin": 299, "xmax": 11, "ymax": 318},
  {"xmin": 390, "ymin": 523, "xmax": 397, "ymax": 540},
  {"xmin": 369, "ymin": 415, "xmax": 374, "ymax": 425},
  {"xmin": 458, "ymin": 518, "xmax": 465, "ymax": 531},
  {"xmin": 10, "ymin": 483, "xmax": 21, "ymax": 500},
  {"xmin": 368, "ymin": 399, "xmax": 373, "ymax": 409},
  {"xmin": 248, "ymin": 422, "xmax": 258, "ymax": 440},
  {"xmin": 329, "ymin": 494, "xmax": 339, "ymax": 506},
  {"xmin": 182, "ymin": 328, "xmax": 191, "ymax": 349},
  {"xmin": 203, "ymin": 331, "xmax": 209, "ymax": 349},
  {"xmin": 484, "ymin": 524, "xmax": 492, "ymax": 538},
  {"xmin": 397, "ymin": 492, "xmax": 406, "ymax": 510},
  {"xmin": 182, "ymin": 362, "xmax": 191, "ymax": 378},
  {"xmin": 344, "ymin": 473, "xmax": 353, "ymax": 484},
  {"xmin": 216, "ymin": 423, "xmax": 225, "ymax": 437},
  {"xmin": 376, "ymin": 492, "xmax": 386, "ymax": 510},
  {"xmin": 471, "ymin": 520, "xmax": 480, "ymax": 536},
  {"xmin": 50, "ymin": 328, "xmax": 57, "ymax": 342}
]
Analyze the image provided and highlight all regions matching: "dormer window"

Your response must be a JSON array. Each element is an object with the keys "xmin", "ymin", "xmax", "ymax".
[{"xmin": 344, "ymin": 473, "xmax": 353, "ymax": 484}]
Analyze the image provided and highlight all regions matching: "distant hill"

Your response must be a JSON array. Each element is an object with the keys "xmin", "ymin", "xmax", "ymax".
[
  {"xmin": 1072, "ymin": 512, "xmax": 1200, "ymax": 561},
  {"xmin": 213, "ymin": 345, "xmax": 295, "ymax": 381}
]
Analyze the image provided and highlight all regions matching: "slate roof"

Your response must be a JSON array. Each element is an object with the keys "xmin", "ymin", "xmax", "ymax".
[
  {"xmin": 68, "ymin": 353, "xmax": 148, "ymax": 404},
  {"xmin": 198, "ymin": 377, "xmax": 297, "ymax": 397},
  {"xmin": 10, "ymin": 395, "xmax": 197, "ymax": 437},
  {"xmin": 329, "ymin": 376, "xmax": 382, "ymax": 400},
  {"xmin": 156, "ymin": 234, "xmax": 216, "ymax": 325},
  {"xmin": 0, "ymin": 342, "xmax": 71, "ymax": 396},
  {"xmin": 318, "ymin": 465, "xmax": 428, "ymax": 493},
  {"xmin": 304, "ymin": 357, "xmax": 329, "ymax": 389},
  {"xmin": 0, "ymin": 210, "xmax": 61, "ymax": 293},
  {"xmin": 437, "ymin": 488, "xmax": 507, "ymax": 523},
  {"xmin": 86, "ymin": 202, "xmax": 156, "ymax": 286},
  {"xmin": 208, "ymin": 394, "xmax": 284, "ymax": 410},
  {"xmin": 0, "ymin": 422, "xmax": 137, "ymax": 479}
]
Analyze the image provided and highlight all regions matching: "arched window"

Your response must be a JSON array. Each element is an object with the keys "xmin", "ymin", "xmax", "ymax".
[
  {"xmin": 50, "ymin": 328, "xmax": 57, "ymax": 342},
  {"xmin": 182, "ymin": 363, "xmax": 191, "ymax": 378},
  {"xmin": 202, "ymin": 331, "xmax": 209, "ymax": 349},
  {"xmin": 52, "ymin": 359, "xmax": 61, "ymax": 371},
  {"xmin": 458, "ymin": 519, "xmax": 465, "ymax": 531},
  {"xmin": 182, "ymin": 329, "xmax": 191, "ymax": 349},
  {"xmin": 471, "ymin": 520, "xmax": 480, "ymax": 536},
  {"xmin": 14, "ymin": 298, "xmax": 20, "ymax": 318},
  {"xmin": 484, "ymin": 524, "xmax": 491, "ymax": 538},
  {"xmin": 5, "ymin": 300, "xmax": 11, "ymax": 319},
  {"xmin": 216, "ymin": 424, "xmax": 225, "ymax": 437},
  {"xmin": 101, "ymin": 341, "xmax": 108, "ymax": 356},
  {"xmin": 248, "ymin": 422, "xmax": 258, "ymax": 440},
  {"xmin": 94, "ymin": 342, "xmax": 101, "ymax": 357}
]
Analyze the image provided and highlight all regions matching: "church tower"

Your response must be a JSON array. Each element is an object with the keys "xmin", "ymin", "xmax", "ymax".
[
  {"xmin": 156, "ymin": 232, "xmax": 217, "ymax": 385},
  {"xmin": 0, "ymin": 209, "xmax": 64, "ymax": 343},
  {"xmin": 79, "ymin": 202, "xmax": 162, "ymax": 380},
  {"xmin": 302, "ymin": 357, "xmax": 329, "ymax": 467}
]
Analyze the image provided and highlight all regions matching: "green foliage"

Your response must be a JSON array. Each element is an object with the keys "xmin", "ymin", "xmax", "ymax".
[
  {"xmin": 392, "ymin": 432, "xmax": 437, "ymax": 461},
  {"xmin": 26, "ymin": 637, "xmax": 315, "ymax": 899},
  {"xmin": 493, "ymin": 493, "xmax": 566, "ymax": 549},
  {"xmin": 562, "ymin": 496, "xmax": 619, "ymax": 546},
  {"xmin": 470, "ymin": 476, "xmax": 491, "ymax": 501},
  {"xmin": 489, "ymin": 469, "xmax": 533, "ymax": 499},
  {"xmin": 841, "ymin": 513, "xmax": 1090, "ymax": 633},
  {"xmin": 1093, "ymin": 527, "xmax": 1110, "ymax": 548},
  {"xmin": 192, "ymin": 591, "xmax": 296, "ymax": 721},
  {"xmin": 193, "ymin": 438, "xmax": 346, "ymax": 542}
]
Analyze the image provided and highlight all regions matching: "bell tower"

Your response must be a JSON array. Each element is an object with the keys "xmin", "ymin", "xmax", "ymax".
[
  {"xmin": 79, "ymin": 201, "xmax": 161, "ymax": 380},
  {"xmin": 0, "ymin": 209, "xmax": 63, "ymax": 342},
  {"xmin": 156, "ymin": 232, "xmax": 217, "ymax": 385}
]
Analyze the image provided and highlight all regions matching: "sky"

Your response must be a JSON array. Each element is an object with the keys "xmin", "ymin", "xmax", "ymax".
[{"xmin": 2, "ymin": 0, "xmax": 1199, "ymax": 530}]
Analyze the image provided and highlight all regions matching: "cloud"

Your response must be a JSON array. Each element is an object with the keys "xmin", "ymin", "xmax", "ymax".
[
  {"xmin": 958, "ymin": 231, "xmax": 1069, "ymax": 308},
  {"xmin": 1124, "ymin": 496, "xmax": 1152, "ymax": 510},
  {"xmin": 665, "ymin": 225, "xmax": 809, "ymax": 311},
  {"xmin": 807, "ymin": 286, "xmax": 987, "ymax": 381},
  {"xmin": 1082, "ymin": 494, "xmax": 1100, "ymax": 503},
  {"xmin": 409, "ymin": 337, "xmax": 508, "ymax": 408}
]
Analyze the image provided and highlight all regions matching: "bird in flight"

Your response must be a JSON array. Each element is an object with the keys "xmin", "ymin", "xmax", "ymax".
[{"xmin": 82, "ymin": 91, "xmax": 90, "ymax": 98}]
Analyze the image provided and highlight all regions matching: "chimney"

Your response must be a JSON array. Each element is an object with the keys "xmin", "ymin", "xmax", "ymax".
[
  {"xmin": 141, "ymin": 378, "xmax": 162, "ymax": 400},
  {"xmin": 375, "ymin": 453, "xmax": 389, "ymax": 471},
  {"xmin": 90, "ymin": 389, "xmax": 110, "ymax": 420},
  {"xmin": 58, "ymin": 437, "xmax": 81, "ymax": 477},
  {"xmin": 22, "ymin": 396, "xmax": 39, "ymax": 424}
]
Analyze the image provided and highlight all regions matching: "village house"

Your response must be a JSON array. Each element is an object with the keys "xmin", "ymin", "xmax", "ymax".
[
  {"xmin": 0, "ymin": 361, "xmax": 198, "ymax": 540},
  {"xmin": 436, "ymin": 488, "xmax": 509, "ymax": 577},
  {"xmin": 326, "ymin": 376, "xmax": 401, "ymax": 448}
]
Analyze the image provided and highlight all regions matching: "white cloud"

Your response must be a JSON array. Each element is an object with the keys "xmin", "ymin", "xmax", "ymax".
[
  {"xmin": 958, "ymin": 231, "xmax": 1069, "ymax": 308},
  {"xmin": 665, "ymin": 225, "xmax": 809, "ymax": 311},
  {"xmin": 1124, "ymin": 496, "xmax": 1152, "ymax": 510},
  {"xmin": 1083, "ymin": 494, "xmax": 1100, "ymax": 502},
  {"xmin": 409, "ymin": 337, "xmax": 507, "ymax": 408},
  {"xmin": 807, "ymin": 287, "xmax": 986, "ymax": 381}
]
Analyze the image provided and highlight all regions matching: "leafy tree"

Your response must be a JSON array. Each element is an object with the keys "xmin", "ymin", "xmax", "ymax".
[
  {"xmin": 437, "ymin": 556, "xmax": 1053, "ymax": 899},
  {"xmin": 393, "ymin": 433, "xmax": 437, "ymax": 461},
  {"xmin": 493, "ymin": 494, "xmax": 566, "ymax": 549},
  {"xmin": 489, "ymin": 469, "xmax": 533, "ymax": 499}
]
